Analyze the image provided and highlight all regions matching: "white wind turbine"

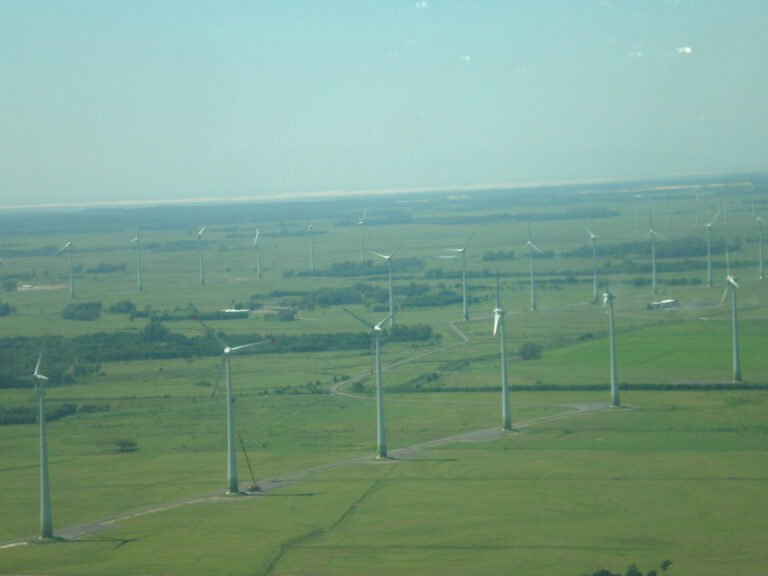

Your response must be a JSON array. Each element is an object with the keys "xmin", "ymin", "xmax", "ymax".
[
  {"xmin": 721, "ymin": 250, "xmax": 742, "ymax": 382},
  {"xmin": 130, "ymin": 234, "xmax": 143, "ymax": 291},
  {"xmin": 584, "ymin": 225, "xmax": 599, "ymax": 304},
  {"xmin": 704, "ymin": 211, "xmax": 720, "ymax": 287},
  {"xmin": 370, "ymin": 248, "xmax": 398, "ymax": 328},
  {"xmin": 603, "ymin": 290, "xmax": 620, "ymax": 407},
  {"xmin": 493, "ymin": 274, "xmax": 512, "ymax": 430},
  {"xmin": 58, "ymin": 241, "xmax": 75, "ymax": 298},
  {"xmin": 200, "ymin": 321, "xmax": 266, "ymax": 494},
  {"xmin": 307, "ymin": 225, "xmax": 315, "ymax": 272},
  {"xmin": 31, "ymin": 346, "xmax": 54, "ymax": 539},
  {"xmin": 197, "ymin": 226, "xmax": 206, "ymax": 285},
  {"xmin": 647, "ymin": 224, "xmax": 666, "ymax": 295},
  {"xmin": 253, "ymin": 230, "xmax": 262, "ymax": 279},
  {"xmin": 525, "ymin": 225, "xmax": 544, "ymax": 312},
  {"xmin": 756, "ymin": 215, "xmax": 764, "ymax": 281},
  {"xmin": 444, "ymin": 236, "xmax": 472, "ymax": 321},
  {"xmin": 358, "ymin": 209, "xmax": 367, "ymax": 264},
  {"xmin": 343, "ymin": 308, "xmax": 392, "ymax": 458}
]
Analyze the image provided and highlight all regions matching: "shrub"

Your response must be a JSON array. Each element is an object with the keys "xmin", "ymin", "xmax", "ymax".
[
  {"xmin": 519, "ymin": 342, "xmax": 543, "ymax": 360},
  {"xmin": 62, "ymin": 301, "xmax": 102, "ymax": 321},
  {"xmin": 107, "ymin": 300, "xmax": 136, "ymax": 314}
]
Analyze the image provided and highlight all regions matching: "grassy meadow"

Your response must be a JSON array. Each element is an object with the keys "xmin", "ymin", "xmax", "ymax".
[{"xmin": 0, "ymin": 177, "xmax": 766, "ymax": 575}]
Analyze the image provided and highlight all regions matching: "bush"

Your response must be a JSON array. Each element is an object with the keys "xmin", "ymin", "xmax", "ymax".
[
  {"xmin": 519, "ymin": 342, "xmax": 542, "ymax": 360},
  {"xmin": 62, "ymin": 301, "xmax": 102, "ymax": 321},
  {"xmin": 113, "ymin": 439, "xmax": 138, "ymax": 452},
  {"xmin": 107, "ymin": 300, "xmax": 136, "ymax": 314}
]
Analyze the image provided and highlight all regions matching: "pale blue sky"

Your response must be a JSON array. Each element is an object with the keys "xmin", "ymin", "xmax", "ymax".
[{"xmin": 1, "ymin": 1, "xmax": 766, "ymax": 206}]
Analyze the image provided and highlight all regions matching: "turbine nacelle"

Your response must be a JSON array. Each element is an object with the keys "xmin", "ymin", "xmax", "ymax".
[
  {"xmin": 197, "ymin": 226, "xmax": 206, "ymax": 238},
  {"xmin": 584, "ymin": 225, "xmax": 598, "ymax": 240},
  {"xmin": 602, "ymin": 290, "xmax": 615, "ymax": 307}
]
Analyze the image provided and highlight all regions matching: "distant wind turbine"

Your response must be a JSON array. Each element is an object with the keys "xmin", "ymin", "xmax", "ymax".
[
  {"xmin": 370, "ymin": 249, "xmax": 398, "ymax": 327},
  {"xmin": 31, "ymin": 346, "xmax": 54, "ymax": 539},
  {"xmin": 130, "ymin": 234, "xmax": 143, "ymax": 291},
  {"xmin": 720, "ymin": 259, "xmax": 742, "ymax": 383},
  {"xmin": 343, "ymin": 308, "xmax": 392, "ymax": 458},
  {"xmin": 525, "ymin": 224, "xmax": 544, "ymax": 312},
  {"xmin": 358, "ymin": 209, "xmax": 367, "ymax": 264},
  {"xmin": 757, "ymin": 215, "xmax": 764, "ymax": 281},
  {"xmin": 704, "ymin": 211, "xmax": 720, "ymax": 287},
  {"xmin": 200, "ymin": 321, "xmax": 266, "ymax": 494},
  {"xmin": 253, "ymin": 230, "xmax": 262, "ymax": 279},
  {"xmin": 493, "ymin": 274, "xmax": 512, "ymax": 430},
  {"xmin": 444, "ymin": 236, "xmax": 472, "ymax": 321},
  {"xmin": 197, "ymin": 227, "xmax": 206, "ymax": 285},
  {"xmin": 307, "ymin": 225, "xmax": 315, "ymax": 272},
  {"xmin": 603, "ymin": 290, "xmax": 620, "ymax": 407},
  {"xmin": 647, "ymin": 224, "xmax": 666, "ymax": 295},
  {"xmin": 584, "ymin": 225, "xmax": 599, "ymax": 304},
  {"xmin": 58, "ymin": 241, "xmax": 75, "ymax": 298}
]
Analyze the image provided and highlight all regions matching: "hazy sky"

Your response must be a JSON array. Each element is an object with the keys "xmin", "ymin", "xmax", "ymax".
[{"xmin": 1, "ymin": 1, "xmax": 766, "ymax": 207}]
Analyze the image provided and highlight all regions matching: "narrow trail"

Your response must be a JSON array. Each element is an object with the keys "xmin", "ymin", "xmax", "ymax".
[{"xmin": 0, "ymin": 317, "xmax": 615, "ymax": 549}]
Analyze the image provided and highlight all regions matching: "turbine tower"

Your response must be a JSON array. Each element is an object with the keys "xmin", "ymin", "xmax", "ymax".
[
  {"xmin": 130, "ymin": 234, "xmax": 143, "ymax": 291},
  {"xmin": 32, "ymin": 347, "xmax": 54, "ymax": 539},
  {"xmin": 197, "ymin": 227, "xmax": 206, "ymax": 285},
  {"xmin": 343, "ymin": 308, "xmax": 392, "ymax": 458},
  {"xmin": 647, "ymin": 225, "xmax": 666, "ymax": 295},
  {"xmin": 253, "ymin": 230, "xmax": 262, "ymax": 279},
  {"xmin": 704, "ymin": 211, "xmax": 720, "ymax": 287},
  {"xmin": 525, "ymin": 224, "xmax": 544, "ymax": 312},
  {"xmin": 603, "ymin": 290, "xmax": 620, "ymax": 407},
  {"xmin": 58, "ymin": 241, "xmax": 75, "ymax": 298},
  {"xmin": 493, "ymin": 274, "xmax": 512, "ymax": 430},
  {"xmin": 200, "ymin": 321, "xmax": 265, "ymax": 494},
  {"xmin": 358, "ymin": 209, "xmax": 367, "ymax": 264},
  {"xmin": 445, "ymin": 236, "xmax": 471, "ymax": 321},
  {"xmin": 370, "ymin": 249, "xmax": 397, "ymax": 328},
  {"xmin": 584, "ymin": 226, "xmax": 599, "ymax": 303},
  {"xmin": 757, "ymin": 215, "xmax": 764, "ymax": 281},
  {"xmin": 307, "ymin": 225, "xmax": 315, "ymax": 272}
]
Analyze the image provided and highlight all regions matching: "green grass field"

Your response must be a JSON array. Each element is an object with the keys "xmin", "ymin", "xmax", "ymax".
[{"xmin": 1, "ymin": 181, "xmax": 766, "ymax": 575}]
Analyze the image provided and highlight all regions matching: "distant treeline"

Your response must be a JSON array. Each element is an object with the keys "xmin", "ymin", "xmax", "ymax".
[
  {"xmin": 564, "ymin": 237, "xmax": 740, "ymax": 259},
  {"xmin": 0, "ymin": 321, "xmax": 435, "ymax": 388}
]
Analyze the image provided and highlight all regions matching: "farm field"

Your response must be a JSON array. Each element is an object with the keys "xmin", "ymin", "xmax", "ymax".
[{"xmin": 1, "ymin": 176, "xmax": 767, "ymax": 575}]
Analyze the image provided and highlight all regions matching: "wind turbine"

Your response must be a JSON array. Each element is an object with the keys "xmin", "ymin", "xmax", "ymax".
[
  {"xmin": 704, "ymin": 211, "xmax": 720, "ymax": 287},
  {"xmin": 720, "ymin": 261, "xmax": 742, "ymax": 383},
  {"xmin": 197, "ymin": 227, "xmax": 206, "ymax": 285},
  {"xmin": 58, "ymin": 241, "xmax": 75, "ymax": 298},
  {"xmin": 584, "ymin": 225, "xmax": 599, "ymax": 304},
  {"xmin": 444, "ymin": 236, "xmax": 472, "ymax": 321},
  {"xmin": 603, "ymin": 290, "xmax": 620, "ymax": 407},
  {"xmin": 307, "ymin": 225, "xmax": 315, "ymax": 272},
  {"xmin": 130, "ymin": 234, "xmax": 143, "ymax": 291},
  {"xmin": 493, "ymin": 274, "xmax": 512, "ymax": 430},
  {"xmin": 525, "ymin": 224, "xmax": 544, "ymax": 312},
  {"xmin": 253, "ymin": 230, "xmax": 262, "ymax": 279},
  {"xmin": 647, "ymin": 224, "xmax": 666, "ymax": 295},
  {"xmin": 370, "ymin": 249, "xmax": 397, "ymax": 327},
  {"xmin": 343, "ymin": 308, "xmax": 392, "ymax": 458},
  {"xmin": 358, "ymin": 209, "xmax": 367, "ymax": 264},
  {"xmin": 757, "ymin": 215, "xmax": 764, "ymax": 281},
  {"xmin": 200, "ymin": 321, "xmax": 266, "ymax": 494},
  {"xmin": 31, "ymin": 346, "xmax": 54, "ymax": 539}
]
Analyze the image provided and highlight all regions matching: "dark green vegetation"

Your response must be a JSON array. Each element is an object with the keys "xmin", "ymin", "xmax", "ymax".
[{"xmin": 0, "ymin": 174, "xmax": 767, "ymax": 575}]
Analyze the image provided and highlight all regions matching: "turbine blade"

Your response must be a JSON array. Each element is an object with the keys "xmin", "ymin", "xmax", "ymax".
[
  {"xmin": 198, "ymin": 226, "xmax": 206, "ymax": 236},
  {"xmin": 58, "ymin": 241, "xmax": 71, "ymax": 252},
  {"xmin": 253, "ymin": 230, "xmax": 260, "ymax": 246},
  {"xmin": 493, "ymin": 310, "xmax": 501, "ymax": 336},
  {"xmin": 727, "ymin": 276, "xmax": 740, "ymax": 289},
  {"xmin": 529, "ymin": 242, "xmax": 544, "ymax": 254},
  {"xmin": 584, "ymin": 225, "xmax": 597, "ymax": 239},
  {"xmin": 374, "ymin": 314, "xmax": 392, "ymax": 331},
  {"xmin": 211, "ymin": 355, "xmax": 226, "ymax": 399},
  {"xmin": 229, "ymin": 341, "xmax": 267, "ymax": 354},
  {"xmin": 34, "ymin": 349, "xmax": 44, "ymax": 377},
  {"xmin": 369, "ymin": 250, "xmax": 391, "ymax": 261},
  {"xmin": 342, "ymin": 307, "xmax": 374, "ymax": 330},
  {"xmin": 708, "ymin": 210, "xmax": 720, "ymax": 227},
  {"xmin": 199, "ymin": 319, "xmax": 229, "ymax": 349}
]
